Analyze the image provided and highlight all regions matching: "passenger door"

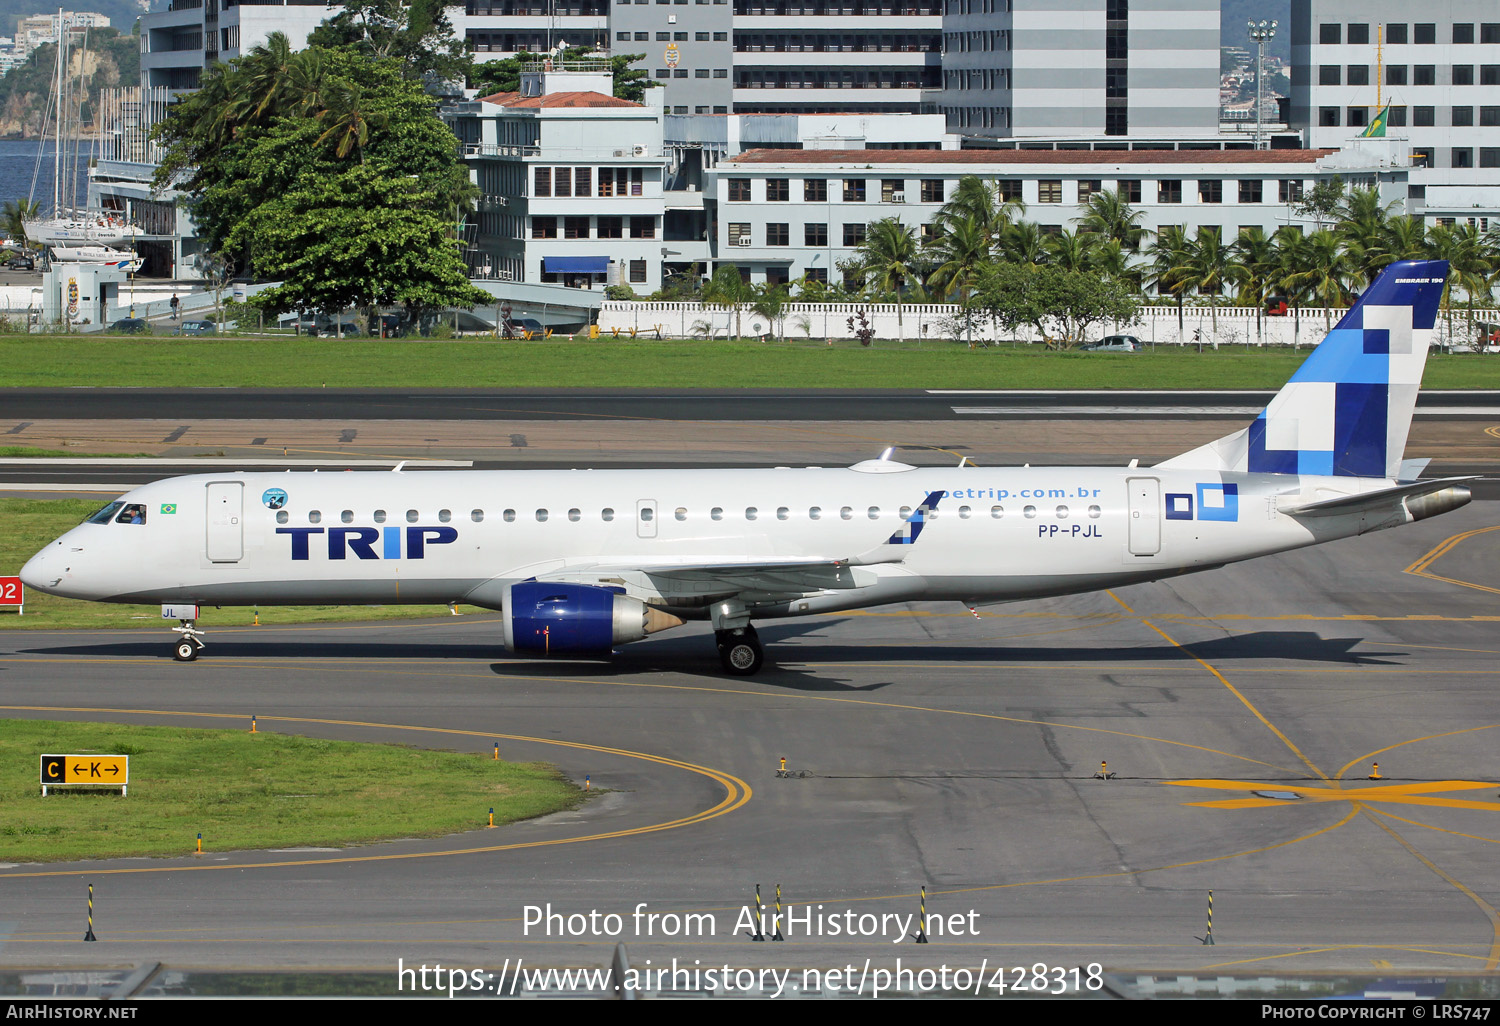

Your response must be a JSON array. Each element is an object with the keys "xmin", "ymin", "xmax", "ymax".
[
  {"xmin": 1126, "ymin": 477, "xmax": 1160, "ymax": 556},
  {"xmin": 205, "ymin": 482, "xmax": 244, "ymax": 563}
]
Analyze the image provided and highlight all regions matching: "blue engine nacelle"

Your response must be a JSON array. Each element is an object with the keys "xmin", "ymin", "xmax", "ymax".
[{"xmin": 502, "ymin": 581, "xmax": 681, "ymax": 655}]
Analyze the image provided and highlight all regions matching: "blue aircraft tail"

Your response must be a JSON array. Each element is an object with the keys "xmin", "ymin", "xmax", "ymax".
[{"xmin": 1158, "ymin": 259, "xmax": 1448, "ymax": 479}]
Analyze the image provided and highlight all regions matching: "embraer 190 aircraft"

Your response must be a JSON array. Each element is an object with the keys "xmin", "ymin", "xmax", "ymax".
[{"xmin": 20, "ymin": 260, "xmax": 1473, "ymax": 674}]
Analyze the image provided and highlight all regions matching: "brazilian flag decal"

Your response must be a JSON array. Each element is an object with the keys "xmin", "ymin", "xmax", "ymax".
[
  {"xmin": 160, "ymin": 503, "xmax": 177, "ymax": 515},
  {"xmin": 1361, "ymin": 105, "xmax": 1389, "ymax": 138}
]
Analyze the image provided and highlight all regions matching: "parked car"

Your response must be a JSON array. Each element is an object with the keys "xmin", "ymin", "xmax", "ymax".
[
  {"xmin": 1080, "ymin": 334, "xmax": 1140, "ymax": 353},
  {"xmin": 5, "ymin": 253, "xmax": 35, "ymax": 270},
  {"xmin": 109, "ymin": 318, "xmax": 149, "ymax": 334},
  {"xmin": 503, "ymin": 317, "xmax": 545, "ymax": 339},
  {"xmin": 173, "ymin": 320, "xmax": 216, "ymax": 336},
  {"xmin": 313, "ymin": 322, "xmax": 360, "ymax": 337},
  {"xmin": 375, "ymin": 314, "xmax": 406, "ymax": 338}
]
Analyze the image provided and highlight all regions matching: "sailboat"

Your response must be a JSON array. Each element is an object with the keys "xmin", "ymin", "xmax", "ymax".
[{"xmin": 22, "ymin": 12, "xmax": 147, "ymax": 250}]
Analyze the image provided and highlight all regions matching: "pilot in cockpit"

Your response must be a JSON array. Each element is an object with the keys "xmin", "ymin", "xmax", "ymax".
[{"xmin": 117, "ymin": 503, "xmax": 147, "ymax": 525}]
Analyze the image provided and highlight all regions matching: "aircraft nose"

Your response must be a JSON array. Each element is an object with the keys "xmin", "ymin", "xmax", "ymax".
[{"xmin": 20, "ymin": 546, "xmax": 61, "ymax": 591}]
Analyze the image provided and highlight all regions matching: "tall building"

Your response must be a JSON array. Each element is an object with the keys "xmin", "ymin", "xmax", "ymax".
[
  {"xmin": 936, "ymin": 0, "xmax": 1220, "ymax": 139},
  {"xmin": 139, "ymin": 1, "xmax": 333, "ymax": 92},
  {"xmin": 1290, "ymin": 0, "xmax": 1500, "ymax": 224}
]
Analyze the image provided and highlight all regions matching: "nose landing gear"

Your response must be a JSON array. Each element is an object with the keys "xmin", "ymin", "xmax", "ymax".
[{"xmin": 171, "ymin": 619, "xmax": 205, "ymax": 662}]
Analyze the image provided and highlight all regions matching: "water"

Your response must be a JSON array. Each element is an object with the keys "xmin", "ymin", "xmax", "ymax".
[{"xmin": 0, "ymin": 139, "xmax": 94, "ymax": 219}]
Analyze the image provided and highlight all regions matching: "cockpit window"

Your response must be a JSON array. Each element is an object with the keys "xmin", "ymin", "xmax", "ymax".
[
  {"xmin": 85, "ymin": 501, "xmax": 125, "ymax": 525},
  {"xmin": 116, "ymin": 503, "xmax": 147, "ymax": 525}
]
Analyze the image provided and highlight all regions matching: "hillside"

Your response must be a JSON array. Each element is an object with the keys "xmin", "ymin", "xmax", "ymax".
[
  {"xmin": 1223, "ymin": 0, "xmax": 1292, "ymax": 63},
  {"xmin": 2, "ymin": 1, "xmax": 156, "ymax": 39},
  {"xmin": 0, "ymin": 28, "xmax": 140, "ymax": 138}
]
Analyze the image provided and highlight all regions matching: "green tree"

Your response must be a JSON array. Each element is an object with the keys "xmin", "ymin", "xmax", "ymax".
[
  {"xmin": 701, "ymin": 264, "xmax": 755, "ymax": 340},
  {"xmin": 1170, "ymin": 226, "xmax": 1233, "ymax": 345},
  {"xmin": 974, "ymin": 264, "xmax": 1139, "ymax": 348},
  {"xmin": 471, "ymin": 47, "xmax": 657, "ymax": 102},
  {"xmin": 1229, "ymin": 226, "xmax": 1278, "ymax": 345},
  {"xmin": 855, "ymin": 216, "xmax": 921, "ymax": 343},
  {"xmin": 2, "ymin": 199, "xmax": 42, "ymax": 249},
  {"xmin": 1144, "ymin": 225, "xmax": 1193, "ymax": 344},
  {"xmin": 1074, "ymin": 188, "xmax": 1145, "ymax": 251},
  {"xmin": 306, "ymin": 0, "xmax": 471, "ymax": 83}
]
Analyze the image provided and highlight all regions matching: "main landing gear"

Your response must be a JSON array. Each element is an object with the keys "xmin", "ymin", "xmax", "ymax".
[
  {"xmin": 171, "ymin": 619, "xmax": 205, "ymax": 662},
  {"xmin": 715, "ymin": 625, "xmax": 764, "ymax": 676}
]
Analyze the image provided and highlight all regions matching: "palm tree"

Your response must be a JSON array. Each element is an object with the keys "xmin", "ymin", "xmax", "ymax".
[
  {"xmin": 1289, "ymin": 230, "xmax": 1355, "ymax": 330},
  {"xmin": 999, "ymin": 219, "xmax": 1047, "ymax": 268},
  {"xmin": 1074, "ymin": 188, "xmax": 1145, "ymax": 251},
  {"xmin": 1271, "ymin": 226, "xmax": 1315, "ymax": 348},
  {"xmin": 701, "ymin": 264, "xmax": 755, "ymax": 340},
  {"xmin": 749, "ymin": 281, "xmax": 789, "ymax": 340},
  {"xmin": 315, "ymin": 81, "xmax": 388, "ymax": 161},
  {"xmin": 1229, "ymin": 226, "xmax": 1277, "ymax": 345},
  {"xmin": 1427, "ymin": 222, "xmax": 1494, "ymax": 343},
  {"xmin": 1334, "ymin": 185, "xmax": 1399, "ymax": 289},
  {"xmin": 2, "ymin": 198, "xmax": 41, "ymax": 249},
  {"xmin": 933, "ymin": 175, "xmax": 1025, "ymax": 249},
  {"xmin": 856, "ymin": 217, "xmax": 920, "ymax": 343},
  {"xmin": 1044, "ymin": 229, "xmax": 1098, "ymax": 273},
  {"xmin": 1144, "ymin": 225, "xmax": 1193, "ymax": 344},
  {"xmin": 1169, "ymin": 226, "xmax": 1233, "ymax": 348},
  {"xmin": 924, "ymin": 215, "xmax": 990, "ymax": 345}
]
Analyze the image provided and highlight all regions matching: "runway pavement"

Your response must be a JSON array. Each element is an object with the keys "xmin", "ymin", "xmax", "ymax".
[
  {"xmin": 0, "ymin": 501, "xmax": 1498, "ymax": 990},
  {"xmin": 0, "ymin": 392, "xmax": 1497, "ymax": 996}
]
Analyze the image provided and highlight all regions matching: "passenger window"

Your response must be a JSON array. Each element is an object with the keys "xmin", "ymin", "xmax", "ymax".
[
  {"xmin": 373, "ymin": 509, "xmax": 387, "ymax": 523},
  {"xmin": 840, "ymin": 507, "xmax": 853, "ymax": 520},
  {"xmin": 116, "ymin": 503, "xmax": 147, "ymax": 525},
  {"xmin": 439, "ymin": 509, "xmax": 452, "ymax": 523},
  {"xmin": 536, "ymin": 509, "xmax": 548, "ymax": 522},
  {"xmin": 309, "ymin": 510, "xmax": 322, "ymax": 524},
  {"xmin": 899, "ymin": 505, "xmax": 912, "ymax": 519},
  {"xmin": 809, "ymin": 506, "xmax": 822, "ymax": 519},
  {"xmin": 406, "ymin": 509, "xmax": 419, "ymax": 523},
  {"xmin": 568, "ymin": 508, "xmax": 581, "ymax": 522},
  {"xmin": 711, "ymin": 507, "xmax": 723, "ymax": 521},
  {"xmin": 959, "ymin": 505, "xmax": 972, "ymax": 519},
  {"xmin": 602, "ymin": 508, "xmax": 615, "ymax": 521},
  {"xmin": 276, "ymin": 511, "xmax": 289, "ymax": 524},
  {"xmin": 341, "ymin": 510, "xmax": 354, "ymax": 524},
  {"xmin": 1088, "ymin": 505, "xmax": 1101, "ymax": 519},
  {"xmin": 640, "ymin": 507, "xmax": 654, "ymax": 521},
  {"xmin": 471, "ymin": 509, "xmax": 484, "ymax": 522},
  {"xmin": 776, "ymin": 507, "xmax": 789, "ymax": 520},
  {"xmin": 1024, "ymin": 505, "xmax": 1037, "ymax": 518},
  {"xmin": 85, "ymin": 501, "xmax": 125, "ymax": 525},
  {"xmin": 867, "ymin": 506, "xmax": 880, "ymax": 519},
  {"xmin": 991, "ymin": 505, "xmax": 1004, "ymax": 518},
  {"xmin": 746, "ymin": 507, "xmax": 758, "ymax": 520},
  {"xmin": 675, "ymin": 507, "xmax": 687, "ymax": 521},
  {"xmin": 503, "ymin": 509, "xmax": 516, "ymax": 522},
  {"xmin": 1056, "ymin": 505, "xmax": 1068, "ymax": 519}
]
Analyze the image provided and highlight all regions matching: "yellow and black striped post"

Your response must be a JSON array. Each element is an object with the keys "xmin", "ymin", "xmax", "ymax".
[
  {"xmin": 84, "ymin": 883, "xmax": 96, "ymax": 942},
  {"xmin": 488, "ymin": 807, "xmax": 495, "ymax": 829},
  {"xmin": 1202, "ymin": 890, "xmax": 1214, "ymax": 945},
  {"xmin": 751, "ymin": 884, "xmax": 766, "ymax": 941},
  {"xmin": 249, "ymin": 715, "xmax": 257, "ymax": 733},
  {"xmin": 196, "ymin": 832, "xmax": 202, "ymax": 854},
  {"xmin": 772, "ymin": 884, "xmax": 784, "ymax": 941},
  {"xmin": 493, "ymin": 742, "xmax": 499, "ymax": 761},
  {"xmin": 915, "ymin": 886, "xmax": 929, "ymax": 944},
  {"xmin": 1369, "ymin": 762, "xmax": 1383, "ymax": 780}
]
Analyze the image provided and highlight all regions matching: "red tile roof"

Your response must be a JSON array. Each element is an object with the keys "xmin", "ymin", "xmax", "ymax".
[
  {"xmin": 478, "ymin": 90, "xmax": 644, "ymax": 109},
  {"xmin": 725, "ymin": 147, "xmax": 1337, "ymax": 165}
]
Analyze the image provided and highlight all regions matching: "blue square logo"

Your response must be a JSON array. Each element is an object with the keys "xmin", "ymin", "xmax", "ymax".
[
  {"xmin": 1165, "ymin": 493, "xmax": 1194, "ymax": 520},
  {"xmin": 1196, "ymin": 482, "xmax": 1239, "ymax": 522}
]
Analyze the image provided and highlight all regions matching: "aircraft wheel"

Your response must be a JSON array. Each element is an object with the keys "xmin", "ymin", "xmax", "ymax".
[
  {"xmin": 173, "ymin": 640, "xmax": 198, "ymax": 662},
  {"xmin": 717, "ymin": 627, "xmax": 763, "ymax": 676}
]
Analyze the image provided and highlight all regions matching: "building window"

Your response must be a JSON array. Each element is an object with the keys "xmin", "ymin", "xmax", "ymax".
[
  {"xmin": 655, "ymin": 69, "xmax": 670, "ymax": 78},
  {"xmin": 574, "ymin": 168, "xmax": 591, "ymax": 195},
  {"xmin": 1386, "ymin": 23, "xmax": 1407, "ymax": 44},
  {"xmin": 1035, "ymin": 180, "xmax": 1062, "ymax": 203},
  {"xmin": 1158, "ymin": 180, "xmax": 1182, "ymax": 203},
  {"xmin": 728, "ymin": 223, "xmax": 751, "ymax": 245},
  {"xmin": 696, "ymin": 31, "xmax": 709, "ymax": 40},
  {"xmin": 713, "ymin": 69, "xmax": 727, "ymax": 78},
  {"xmin": 843, "ymin": 179, "xmax": 866, "ymax": 202},
  {"xmin": 1412, "ymin": 148, "xmax": 1434, "ymax": 168},
  {"xmin": 617, "ymin": 32, "xmax": 630, "ymax": 41},
  {"xmin": 714, "ymin": 31, "xmax": 727, "ymax": 40},
  {"xmin": 1319, "ymin": 65, "xmax": 1341, "ymax": 86},
  {"xmin": 804, "ymin": 179, "xmax": 827, "ymax": 202},
  {"xmin": 1388, "ymin": 106, "xmax": 1407, "ymax": 126},
  {"xmin": 766, "ymin": 223, "xmax": 789, "ymax": 246},
  {"xmin": 1199, "ymin": 180, "xmax": 1222, "ymax": 203},
  {"xmin": 531, "ymin": 216, "xmax": 557, "ymax": 239},
  {"xmin": 728, "ymin": 178, "xmax": 751, "ymax": 202},
  {"xmin": 1118, "ymin": 179, "xmax": 1141, "ymax": 203},
  {"xmin": 563, "ymin": 216, "xmax": 589, "ymax": 239},
  {"xmin": 1347, "ymin": 23, "xmax": 1369, "ymax": 45},
  {"xmin": 804, "ymin": 267, "xmax": 827, "ymax": 284},
  {"xmin": 630, "ymin": 259, "xmax": 647, "ymax": 284},
  {"xmin": 1414, "ymin": 106, "xmax": 1435, "ymax": 127},
  {"xmin": 1279, "ymin": 179, "xmax": 1304, "ymax": 203},
  {"xmin": 1480, "ymin": 148, "xmax": 1500, "ymax": 169},
  {"xmin": 630, "ymin": 216, "xmax": 655, "ymax": 239},
  {"xmin": 1453, "ymin": 148, "xmax": 1474, "ymax": 169},
  {"xmin": 1412, "ymin": 64, "xmax": 1435, "ymax": 85},
  {"xmin": 881, "ymin": 179, "xmax": 904, "ymax": 202},
  {"xmin": 1454, "ymin": 65, "xmax": 1474, "ymax": 85},
  {"xmin": 657, "ymin": 31, "xmax": 670, "ymax": 40},
  {"xmin": 1386, "ymin": 64, "xmax": 1407, "ymax": 85},
  {"xmin": 695, "ymin": 68, "xmax": 709, "ymax": 78},
  {"xmin": 1319, "ymin": 107, "xmax": 1341, "ymax": 127},
  {"xmin": 635, "ymin": 32, "xmax": 649, "ymax": 40},
  {"xmin": 843, "ymin": 223, "xmax": 866, "ymax": 246},
  {"xmin": 920, "ymin": 179, "xmax": 944, "ymax": 203},
  {"xmin": 1319, "ymin": 23, "xmax": 1340, "ymax": 44},
  {"xmin": 1346, "ymin": 65, "xmax": 1368, "ymax": 85},
  {"xmin": 1238, "ymin": 179, "xmax": 1262, "ymax": 203},
  {"xmin": 1414, "ymin": 23, "xmax": 1434, "ymax": 45},
  {"xmin": 766, "ymin": 178, "xmax": 789, "ymax": 202},
  {"xmin": 1484, "ymin": 66, "xmax": 1500, "ymax": 86},
  {"xmin": 1453, "ymin": 106, "xmax": 1475, "ymax": 127},
  {"xmin": 1483, "ymin": 24, "xmax": 1500, "ymax": 45},
  {"xmin": 533, "ymin": 166, "xmax": 551, "ymax": 197},
  {"xmin": 805, "ymin": 222, "xmax": 827, "ymax": 246},
  {"xmin": 1482, "ymin": 106, "xmax": 1500, "ymax": 127},
  {"xmin": 1347, "ymin": 107, "xmax": 1367, "ymax": 128},
  {"xmin": 596, "ymin": 216, "xmax": 623, "ymax": 239},
  {"xmin": 1453, "ymin": 23, "xmax": 1474, "ymax": 44}
]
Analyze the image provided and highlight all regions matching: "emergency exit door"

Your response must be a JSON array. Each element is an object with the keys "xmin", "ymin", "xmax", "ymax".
[
  {"xmin": 205, "ymin": 482, "xmax": 244, "ymax": 562},
  {"xmin": 1126, "ymin": 477, "xmax": 1160, "ymax": 556}
]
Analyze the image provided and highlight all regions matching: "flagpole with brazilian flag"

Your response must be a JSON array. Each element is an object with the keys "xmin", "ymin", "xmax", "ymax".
[{"xmin": 1361, "ymin": 105, "xmax": 1389, "ymax": 138}]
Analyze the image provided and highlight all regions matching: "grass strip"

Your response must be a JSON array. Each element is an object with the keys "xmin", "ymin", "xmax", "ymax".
[
  {"xmin": 2, "ymin": 337, "xmax": 1497, "ymax": 390},
  {"xmin": 0, "ymin": 719, "xmax": 582, "ymax": 862}
]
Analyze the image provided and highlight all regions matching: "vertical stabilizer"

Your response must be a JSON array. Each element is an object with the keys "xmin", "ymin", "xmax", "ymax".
[{"xmin": 1158, "ymin": 260, "xmax": 1447, "ymax": 479}]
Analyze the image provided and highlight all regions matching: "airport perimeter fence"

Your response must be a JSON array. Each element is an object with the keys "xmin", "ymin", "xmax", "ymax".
[{"xmin": 598, "ymin": 301, "xmax": 1500, "ymax": 349}]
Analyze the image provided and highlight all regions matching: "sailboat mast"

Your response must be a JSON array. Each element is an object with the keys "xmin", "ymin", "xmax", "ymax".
[{"xmin": 52, "ymin": 9, "xmax": 63, "ymax": 215}]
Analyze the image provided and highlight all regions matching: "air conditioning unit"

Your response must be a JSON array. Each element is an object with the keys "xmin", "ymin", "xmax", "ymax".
[
  {"xmin": 633, "ymin": 144, "xmax": 649, "ymax": 156},
  {"xmin": 733, "ymin": 237, "xmax": 753, "ymax": 246},
  {"xmin": 890, "ymin": 194, "xmax": 906, "ymax": 203},
  {"xmin": 613, "ymin": 149, "xmax": 627, "ymax": 157}
]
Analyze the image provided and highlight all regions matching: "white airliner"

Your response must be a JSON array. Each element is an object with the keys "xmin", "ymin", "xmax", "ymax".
[{"xmin": 20, "ymin": 260, "xmax": 1474, "ymax": 674}]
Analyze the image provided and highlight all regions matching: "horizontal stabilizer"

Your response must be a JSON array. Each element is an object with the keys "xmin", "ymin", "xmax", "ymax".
[{"xmin": 1277, "ymin": 476, "xmax": 1478, "ymax": 517}]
